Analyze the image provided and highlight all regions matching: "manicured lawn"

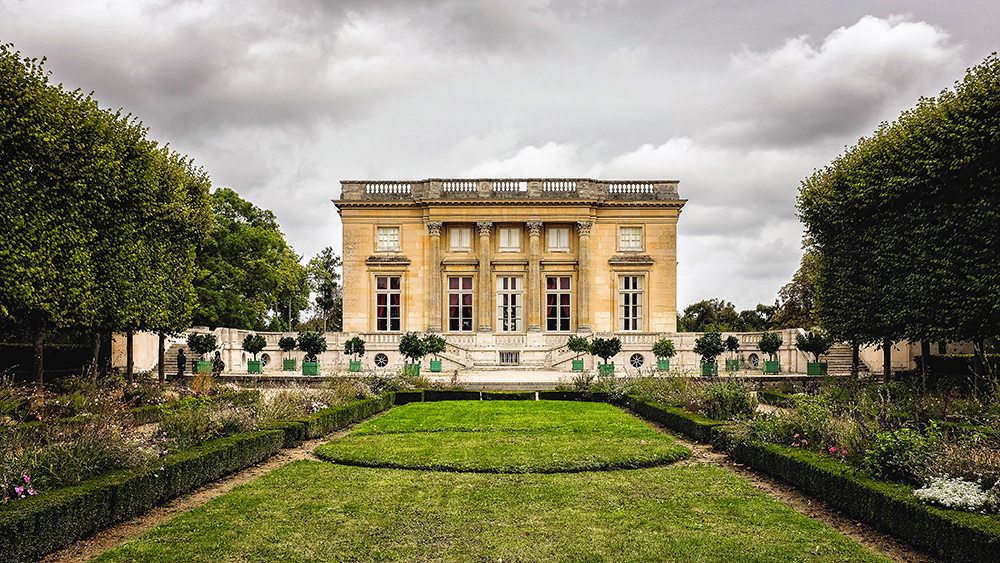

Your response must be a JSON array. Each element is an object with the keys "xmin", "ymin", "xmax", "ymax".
[
  {"xmin": 93, "ymin": 401, "xmax": 892, "ymax": 562},
  {"xmin": 315, "ymin": 401, "xmax": 691, "ymax": 472}
]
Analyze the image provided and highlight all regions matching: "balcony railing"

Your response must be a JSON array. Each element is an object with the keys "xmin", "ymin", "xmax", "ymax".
[{"xmin": 339, "ymin": 178, "xmax": 681, "ymax": 202}]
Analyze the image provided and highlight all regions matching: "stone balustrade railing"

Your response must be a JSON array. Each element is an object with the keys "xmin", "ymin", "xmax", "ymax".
[{"xmin": 339, "ymin": 178, "xmax": 681, "ymax": 202}]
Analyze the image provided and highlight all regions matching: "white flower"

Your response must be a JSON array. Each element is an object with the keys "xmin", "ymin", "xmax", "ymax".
[{"xmin": 914, "ymin": 475, "xmax": 991, "ymax": 512}]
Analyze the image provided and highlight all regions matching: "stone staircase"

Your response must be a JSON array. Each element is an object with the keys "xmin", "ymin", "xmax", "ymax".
[{"xmin": 824, "ymin": 344, "xmax": 870, "ymax": 375}]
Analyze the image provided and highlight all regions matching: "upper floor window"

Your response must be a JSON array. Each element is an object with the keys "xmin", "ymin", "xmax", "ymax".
[
  {"xmin": 620, "ymin": 226, "xmax": 643, "ymax": 250},
  {"xmin": 377, "ymin": 227, "xmax": 400, "ymax": 251},
  {"xmin": 498, "ymin": 227, "xmax": 521, "ymax": 252},
  {"xmin": 547, "ymin": 227, "xmax": 570, "ymax": 251},
  {"xmin": 449, "ymin": 227, "xmax": 472, "ymax": 251}
]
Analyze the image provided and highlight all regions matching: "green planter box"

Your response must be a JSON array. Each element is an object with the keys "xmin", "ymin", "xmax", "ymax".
[
  {"xmin": 701, "ymin": 362, "xmax": 718, "ymax": 376},
  {"xmin": 404, "ymin": 363, "xmax": 421, "ymax": 377},
  {"xmin": 725, "ymin": 359, "xmax": 739, "ymax": 372},
  {"xmin": 283, "ymin": 358, "xmax": 296, "ymax": 371},
  {"xmin": 598, "ymin": 363, "xmax": 615, "ymax": 377},
  {"xmin": 572, "ymin": 359, "xmax": 585, "ymax": 371},
  {"xmin": 763, "ymin": 360, "xmax": 780, "ymax": 374},
  {"xmin": 196, "ymin": 360, "xmax": 213, "ymax": 374},
  {"xmin": 247, "ymin": 360, "xmax": 263, "ymax": 374},
  {"xmin": 657, "ymin": 359, "xmax": 670, "ymax": 371},
  {"xmin": 430, "ymin": 360, "xmax": 442, "ymax": 372},
  {"xmin": 349, "ymin": 360, "xmax": 362, "ymax": 372},
  {"xmin": 302, "ymin": 362, "xmax": 320, "ymax": 376},
  {"xmin": 807, "ymin": 361, "xmax": 828, "ymax": 376}
]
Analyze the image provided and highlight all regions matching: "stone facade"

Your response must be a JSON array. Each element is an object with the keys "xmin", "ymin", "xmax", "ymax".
[{"xmin": 334, "ymin": 178, "xmax": 686, "ymax": 371}]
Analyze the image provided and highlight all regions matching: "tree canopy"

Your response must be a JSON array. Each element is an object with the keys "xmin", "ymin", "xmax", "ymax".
[
  {"xmin": 306, "ymin": 247, "xmax": 343, "ymax": 332},
  {"xmin": 1, "ymin": 44, "xmax": 212, "ymax": 383},
  {"xmin": 797, "ymin": 53, "xmax": 1000, "ymax": 351},
  {"xmin": 192, "ymin": 188, "xmax": 307, "ymax": 331}
]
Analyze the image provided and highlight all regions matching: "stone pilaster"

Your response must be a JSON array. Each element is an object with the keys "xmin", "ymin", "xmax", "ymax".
[
  {"xmin": 526, "ymin": 221, "xmax": 543, "ymax": 332},
  {"xmin": 426, "ymin": 221, "xmax": 443, "ymax": 332},
  {"xmin": 576, "ymin": 220, "xmax": 593, "ymax": 333},
  {"xmin": 477, "ymin": 221, "xmax": 493, "ymax": 332}
]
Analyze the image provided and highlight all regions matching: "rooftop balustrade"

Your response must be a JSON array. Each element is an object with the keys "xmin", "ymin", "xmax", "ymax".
[{"xmin": 338, "ymin": 178, "xmax": 681, "ymax": 202}]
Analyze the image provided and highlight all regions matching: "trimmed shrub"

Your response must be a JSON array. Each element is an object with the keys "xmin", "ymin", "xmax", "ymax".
[
  {"xmin": 483, "ymin": 391, "xmax": 535, "ymax": 401},
  {"xmin": 424, "ymin": 390, "xmax": 481, "ymax": 402}
]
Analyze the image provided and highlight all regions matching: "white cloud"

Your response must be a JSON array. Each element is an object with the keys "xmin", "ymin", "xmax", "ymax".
[{"xmin": 711, "ymin": 15, "xmax": 963, "ymax": 145}]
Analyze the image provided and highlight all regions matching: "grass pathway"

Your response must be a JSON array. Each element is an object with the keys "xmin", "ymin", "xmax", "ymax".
[{"xmin": 42, "ymin": 401, "xmax": 937, "ymax": 563}]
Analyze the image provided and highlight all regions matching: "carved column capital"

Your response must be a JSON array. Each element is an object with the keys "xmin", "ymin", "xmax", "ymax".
[
  {"xmin": 526, "ymin": 221, "xmax": 543, "ymax": 237},
  {"xmin": 576, "ymin": 220, "xmax": 593, "ymax": 236},
  {"xmin": 476, "ymin": 221, "xmax": 493, "ymax": 237},
  {"xmin": 426, "ymin": 221, "xmax": 443, "ymax": 237}
]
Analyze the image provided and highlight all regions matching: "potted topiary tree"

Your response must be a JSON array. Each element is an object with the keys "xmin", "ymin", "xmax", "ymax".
[
  {"xmin": 590, "ymin": 337, "xmax": 622, "ymax": 377},
  {"xmin": 725, "ymin": 335, "xmax": 740, "ymax": 372},
  {"xmin": 297, "ymin": 331, "xmax": 327, "ymax": 376},
  {"xmin": 278, "ymin": 336, "xmax": 297, "ymax": 371},
  {"xmin": 242, "ymin": 333, "xmax": 267, "ymax": 374},
  {"xmin": 693, "ymin": 329, "xmax": 725, "ymax": 376},
  {"xmin": 344, "ymin": 336, "xmax": 365, "ymax": 372},
  {"xmin": 796, "ymin": 330, "xmax": 832, "ymax": 375},
  {"xmin": 423, "ymin": 334, "xmax": 446, "ymax": 372},
  {"xmin": 758, "ymin": 331, "xmax": 783, "ymax": 374},
  {"xmin": 398, "ymin": 332, "xmax": 427, "ymax": 376},
  {"xmin": 567, "ymin": 335, "xmax": 591, "ymax": 371},
  {"xmin": 652, "ymin": 338, "xmax": 676, "ymax": 371},
  {"xmin": 186, "ymin": 333, "xmax": 218, "ymax": 374}
]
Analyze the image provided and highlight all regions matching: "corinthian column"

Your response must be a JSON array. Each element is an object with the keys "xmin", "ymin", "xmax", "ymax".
[
  {"xmin": 477, "ymin": 221, "xmax": 493, "ymax": 332},
  {"xmin": 526, "ymin": 221, "xmax": 542, "ymax": 332},
  {"xmin": 576, "ymin": 220, "xmax": 593, "ymax": 333},
  {"xmin": 426, "ymin": 221, "xmax": 443, "ymax": 332}
]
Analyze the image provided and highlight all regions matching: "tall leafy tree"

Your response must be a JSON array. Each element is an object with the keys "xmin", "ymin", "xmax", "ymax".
[
  {"xmin": 193, "ymin": 188, "xmax": 305, "ymax": 330},
  {"xmin": 798, "ymin": 53, "xmax": 1000, "ymax": 383},
  {"xmin": 306, "ymin": 247, "xmax": 343, "ymax": 332}
]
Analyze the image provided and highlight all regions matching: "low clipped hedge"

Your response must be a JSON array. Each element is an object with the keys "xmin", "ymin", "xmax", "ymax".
[
  {"xmin": 483, "ymin": 391, "xmax": 535, "ymax": 401},
  {"xmin": 538, "ymin": 390, "xmax": 612, "ymax": 403},
  {"xmin": 626, "ymin": 395, "xmax": 1000, "ymax": 563},
  {"xmin": 0, "ymin": 393, "xmax": 393, "ymax": 563},
  {"xmin": 394, "ymin": 391, "xmax": 424, "ymax": 405},
  {"xmin": 0, "ymin": 429, "xmax": 283, "ymax": 563},
  {"xmin": 626, "ymin": 397, "xmax": 724, "ymax": 444},
  {"xmin": 424, "ymin": 389, "xmax": 482, "ymax": 402}
]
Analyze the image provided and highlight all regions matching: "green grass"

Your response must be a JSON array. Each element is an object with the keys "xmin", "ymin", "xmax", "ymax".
[
  {"xmin": 93, "ymin": 401, "xmax": 892, "ymax": 563},
  {"xmin": 95, "ymin": 461, "xmax": 890, "ymax": 563},
  {"xmin": 315, "ymin": 401, "xmax": 691, "ymax": 472}
]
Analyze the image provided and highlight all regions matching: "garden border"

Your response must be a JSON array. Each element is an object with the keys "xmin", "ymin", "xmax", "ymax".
[{"xmin": 0, "ymin": 394, "xmax": 393, "ymax": 563}]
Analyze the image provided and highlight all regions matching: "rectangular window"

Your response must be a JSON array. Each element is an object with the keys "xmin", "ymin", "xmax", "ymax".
[
  {"xmin": 449, "ymin": 227, "xmax": 472, "ymax": 251},
  {"xmin": 620, "ymin": 226, "xmax": 642, "ymax": 250},
  {"xmin": 448, "ymin": 276, "xmax": 474, "ymax": 331},
  {"xmin": 496, "ymin": 276, "xmax": 523, "ymax": 332},
  {"xmin": 547, "ymin": 227, "xmax": 570, "ymax": 251},
  {"xmin": 545, "ymin": 276, "xmax": 571, "ymax": 331},
  {"xmin": 375, "ymin": 276, "xmax": 401, "ymax": 331},
  {"xmin": 498, "ymin": 227, "xmax": 521, "ymax": 252},
  {"xmin": 619, "ymin": 275, "xmax": 643, "ymax": 331},
  {"xmin": 377, "ymin": 227, "xmax": 400, "ymax": 250}
]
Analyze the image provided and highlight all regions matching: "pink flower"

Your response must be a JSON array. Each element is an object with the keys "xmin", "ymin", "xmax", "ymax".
[
  {"xmin": 829, "ymin": 447, "xmax": 836, "ymax": 452},
  {"xmin": 22, "ymin": 474, "xmax": 30, "ymax": 484},
  {"xmin": 14, "ymin": 487, "xmax": 23, "ymax": 497},
  {"xmin": 801, "ymin": 440, "xmax": 808, "ymax": 445}
]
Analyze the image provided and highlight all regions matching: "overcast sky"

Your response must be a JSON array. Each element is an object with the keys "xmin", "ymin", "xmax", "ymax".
[{"xmin": 3, "ymin": 1, "xmax": 997, "ymax": 312}]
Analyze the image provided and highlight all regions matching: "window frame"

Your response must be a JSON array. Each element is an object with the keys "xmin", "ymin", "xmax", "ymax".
[
  {"xmin": 374, "ymin": 275, "xmax": 401, "ymax": 331},
  {"xmin": 497, "ymin": 226, "xmax": 522, "ymax": 252},
  {"xmin": 447, "ymin": 276, "xmax": 475, "ymax": 332},
  {"xmin": 546, "ymin": 226, "xmax": 571, "ymax": 252},
  {"xmin": 376, "ymin": 226, "xmax": 400, "ymax": 251},
  {"xmin": 545, "ymin": 275, "xmax": 572, "ymax": 332},
  {"xmin": 496, "ymin": 275, "xmax": 523, "ymax": 332},
  {"xmin": 449, "ymin": 226, "xmax": 473, "ymax": 252},
  {"xmin": 618, "ymin": 274, "xmax": 644, "ymax": 332},
  {"xmin": 618, "ymin": 225, "xmax": 643, "ymax": 252}
]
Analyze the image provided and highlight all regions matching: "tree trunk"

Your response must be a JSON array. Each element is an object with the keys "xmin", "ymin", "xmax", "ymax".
[
  {"xmin": 921, "ymin": 339, "xmax": 931, "ymax": 394},
  {"xmin": 158, "ymin": 332, "xmax": 166, "ymax": 383},
  {"xmin": 851, "ymin": 341, "xmax": 860, "ymax": 377},
  {"xmin": 973, "ymin": 338, "xmax": 985, "ymax": 396},
  {"xmin": 883, "ymin": 337, "xmax": 891, "ymax": 382},
  {"xmin": 126, "ymin": 331, "xmax": 135, "ymax": 383},
  {"xmin": 31, "ymin": 311, "xmax": 44, "ymax": 390},
  {"xmin": 89, "ymin": 332, "xmax": 101, "ymax": 381}
]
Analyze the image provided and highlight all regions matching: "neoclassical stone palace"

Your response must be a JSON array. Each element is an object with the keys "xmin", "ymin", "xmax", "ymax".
[{"xmin": 333, "ymin": 178, "xmax": 686, "ymax": 371}]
